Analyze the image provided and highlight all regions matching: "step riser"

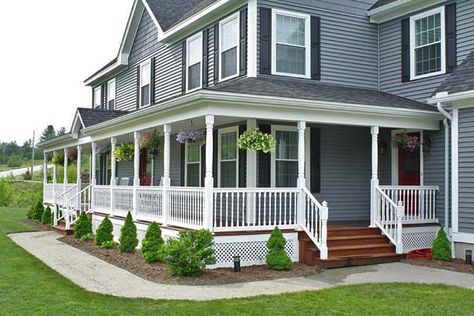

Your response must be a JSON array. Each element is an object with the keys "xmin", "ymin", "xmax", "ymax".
[
  {"xmin": 318, "ymin": 255, "xmax": 405, "ymax": 269},
  {"xmin": 328, "ymin": 228, "xmax": 380, "ymax": 238},
  {"xmin": 330, "ymin": 246, "xmax": 395, "ymax": 257},
  {"xmin": 328, "ymin": 236, "xmax": 389, "ymax": 247}
]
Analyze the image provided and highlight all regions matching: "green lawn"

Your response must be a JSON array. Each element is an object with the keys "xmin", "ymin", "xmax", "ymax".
[{"xmin": 1, "ymin": 207, "xmax": 473, "ymax": 315}]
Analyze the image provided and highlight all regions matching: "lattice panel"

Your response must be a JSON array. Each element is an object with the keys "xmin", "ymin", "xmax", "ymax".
[
  {"xmin": 402, "ymin": 231, "xmax": 437, "ymax": 252},
  {"xmin": 211, "ymin": 238, "xmax": 298, "ymax": 268}
]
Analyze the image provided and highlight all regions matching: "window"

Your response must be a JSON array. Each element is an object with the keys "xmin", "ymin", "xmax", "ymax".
[
  {"xmin": 272, "ymin": 9, "xmax": 310, "ymax": 78},
  {"xmin": 186, "ymin": 33, "xmax": 202, "ymax": 92},
  {"xmin": 185, "ymin": 142, "xmax": 201, "ymax": 187},
  {"xmin": 94, "ymin": 86, "xmax": 101, "ymax": 109},
  {"xmin": 218, "ymin": 127, "xmax": 239, "ymax": 187},
  {"xmin": 140, "ymin": 61, "xmax": 151, "ymax": 107},
  {"xmin": 272, "ymin": 127, "xmax": 298, "ymax": 187},
  {"xmin": 219, "ymin": 12, "xmax": 240, "ymax": 81},
  {"xmin": 410, "ymin": 7, "xmax": 446, "ymax": 80},
  {"xmin": 107, "ymin": 79, "xmax": 116, "ymax": 110}
]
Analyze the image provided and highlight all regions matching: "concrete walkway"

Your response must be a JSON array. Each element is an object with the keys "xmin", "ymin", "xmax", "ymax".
[{"xmin": 9, "ymin": 231, "xmax": 474, "ymax": 301}]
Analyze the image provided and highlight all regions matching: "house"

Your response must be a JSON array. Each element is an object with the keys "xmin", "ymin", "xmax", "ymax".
[{"xmin": 38, "ymin": 0, "xmax": 474, "ymax": 268}]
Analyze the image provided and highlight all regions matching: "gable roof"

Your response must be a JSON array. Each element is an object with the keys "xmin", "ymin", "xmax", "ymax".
[
  {"xmin": 205, "ymin": 76, "xmax": 436, "ymax": 112},
  {"xmin": 434, "ymin": 50, "xmax": 474, "ymax": 95},
  {"xmin": 369, "ymin": 0, "xmax": 398, "ymax": 11},
  {"xmin": 77, "ymin": 108, "xmax": 129, "ymax": 128},
  {"xmin": 145, "ymin": 0, "xmax": 217, "ymax": 32}
]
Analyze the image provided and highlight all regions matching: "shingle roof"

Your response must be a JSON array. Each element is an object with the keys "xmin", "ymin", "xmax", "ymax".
[
  {"xmin": 206, "ymin": 76, "xmax": 436, "ymax": 112},
  {"xmin": 369, "ymin": 0, "xmax": 398, "ymax": 11},
  {"xmin": 145, "ymin": 0, "xmax": 218, "ymax": 32},
  {"xmin": 434, "ymin": 50, "xmax": 474, "ymax": 95},
  {"xmin": 77, "ymin": 108, "xmax": 129, "ymax": 128}
]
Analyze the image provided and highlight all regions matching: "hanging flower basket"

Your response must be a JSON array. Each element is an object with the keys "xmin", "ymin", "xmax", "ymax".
[
  {"xmin": 238, "ymin": 129, "xmax": 276, "ymax": 153},
  {"xmin": 140, "ymin": 130, "xmax": 162, "ymax": 154},
  {"xmin": 114, "ymin": 143, "xmax": 134, "ymax": 162},
  {"xmin": 96, "ymin": 145, "xmax": 110, "ymax": 155},
  {"xmin": 392, "ymin": 133, "xmax": 420, "ymax": 152},
  {"xmin": 50, "ymin": 152, "xmax": 64, "ymax": 165},
  {"xmin": 176, "ymin": 130, "xmax": 205, "ymax": 145}
]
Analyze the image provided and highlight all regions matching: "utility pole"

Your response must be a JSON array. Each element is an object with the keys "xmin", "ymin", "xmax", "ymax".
[{"xmin": 31, "ymin": 130, "xmax": 35, "ymax": 176}]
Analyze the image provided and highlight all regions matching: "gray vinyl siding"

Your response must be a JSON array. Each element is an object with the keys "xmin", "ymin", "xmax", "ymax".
[
  {"xmin": 155, "ymin": 42, "xmax": 183, "ymax": 102},
  {"xmin": 154, "ymin": 135, "xmax": 183, "ymax": 186},
  {"xmin": 458, "ymin": 108, "xmax": 474, "ymax": 233},
  {"xmin": 257, "ymin": 0, "xmax": 379, "ymax": 89},
  {"xmin": 207, "ymin": 26, "xmax": 216, "ymax": 87},
  {"xmin": 313, "ymin": 125, "xmax": 372, "ymax": 222},
  {"xmin": 116, "ymin": 161, "xmax": 134, "ymax": 185},
  {"xmin": 379, "ymin": 0, "xmax": 474, "ymax": 102},
  {"xmin": 379, "ymin": 128, "xmax": 392, "ymax": 185}
]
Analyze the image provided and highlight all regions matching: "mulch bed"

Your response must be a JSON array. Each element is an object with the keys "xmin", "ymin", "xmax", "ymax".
[
  {"xmin": 23, "ymin": 219, "xmax": 53, "ymax": 232},
  {"xmin": 402, "ymin": 258, "xmax": 474, "ymax": 274},
  {"xmin": 59, "ymin": 235, "xmax": 320, "ymax": 285}
]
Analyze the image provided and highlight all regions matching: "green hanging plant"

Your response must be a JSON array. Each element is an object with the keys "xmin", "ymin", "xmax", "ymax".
[
  {"xmin": 238, "ymin": 129, "xmax": 276, "ymax": 153},
  {"xmin": 114, "ymin": 143, "xmax": 134, "ymax": 162},
  {"xmin": 140, "ymin": 130, "xmax": 162, "ymax": 154},
  {"xmin": 50, "ymin": 152, "xmax": 64, "ymax": 165}
]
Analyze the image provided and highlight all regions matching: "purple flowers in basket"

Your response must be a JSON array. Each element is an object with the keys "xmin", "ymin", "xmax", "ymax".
[{"xmin": 176, "ymin": 130, "xmax": 205, "ymax": 144}]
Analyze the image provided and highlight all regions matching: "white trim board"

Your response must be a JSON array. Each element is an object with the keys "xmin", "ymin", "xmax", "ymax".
[{"xmin": 452, "ymin": 232, "xmax": 474, "ymax": 244}]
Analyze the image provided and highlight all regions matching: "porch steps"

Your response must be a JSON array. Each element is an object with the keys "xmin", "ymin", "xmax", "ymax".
[
  {"xmin": 52, "ymin": 224, "xmax": 74, "ymax": 236},
  {"xmin": 299, "ymin": 226, "xmax": 406, "ymax": 269}
]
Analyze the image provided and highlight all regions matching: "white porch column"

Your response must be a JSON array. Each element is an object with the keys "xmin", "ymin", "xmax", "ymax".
[
  {"xmin": 132, "ymin": 132, "xmax": 140, "ymax": 219},
  {"xmin": 162, "ymin": 124, "xmax": 171, "ymax": 226},
  {"xmin": 63, "ymin": 148, "xmax": 68, "ymax": 190},
  {"xmin": 204, "ymin": 115, "xmax": 215, "ymax": 230},
  {"xmin": 370, "ymin": 126, "xmax": 380, "ymax": 227},
  {"xmin": 110, "ymin": 138, "xmax": 116, "ymax": 217},
  {"xmin": 43, "ymin": 152, "xmax": 48, "ymax": 203},
  {"xmin": 297, "ymin": 121, "xmax": 306, "ymax": 228},
  {"xmin": 91, "ymin": 142, "xmax": 97, "ymax": 185},
  {"xmin": 246, "ymin": 119, "xmax": 257, "ymax": 223},
  {"xmin": 52, "ymin": 150, "xmax": 57, "ymax": 199},
  {"xmin": 76, "ymin": 145, "xmax": 82, "ymax": 210}
]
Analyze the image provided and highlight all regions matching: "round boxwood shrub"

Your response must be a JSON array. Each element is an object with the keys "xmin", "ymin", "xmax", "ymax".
[
  {"xmin": 41, "ymin": 206, "xmax": 52, "ymax": 225},
  {"xmin": 119, "ymin": 212, "xmax": 138, "ymax": 253},
  {"xmin": 266, "ymin": 227, "xmax": 292, "ymax": 271},
  {"xmin": 95, "ymin": 216, "xmax": 113, "ymax": 246},
  {"xmin": 74, "ymin": 212, "xmax": 92, "ymax": 239},
  {"xmin": 141, "ymin": 222, "xmax": 164, "ymax": 263},
  {"xmin": 161, "ymin": 229, "xmax": 216, "ymax": 276},
  {"xmin": 32, "ymin": 201, "xmax": 44, "ymax": 222},
  {"xmin": 432, "ymin": 227, "xmax": 451, "ymax": 261}
]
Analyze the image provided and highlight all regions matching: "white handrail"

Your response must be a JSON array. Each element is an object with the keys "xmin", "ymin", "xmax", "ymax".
[
  {"xmin": 374, "ymin": 186, "xmax": 404, "ymax": 254},
  {"xmin": 301, "ymin": 187, "xmax": 328, "ymax": 259},
  {"xmin": 66, "ymin": 185, "xmax": 93, "ymax": 229}
]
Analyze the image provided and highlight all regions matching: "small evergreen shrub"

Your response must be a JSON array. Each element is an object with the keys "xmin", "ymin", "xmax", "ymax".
[
  {"xmin": 161, "ymin": 229, "xmax": 216, "ymax": 276},
  {"xmin": 119, "ymin": 212, "xmax": 138, "ymax": 253},
  {"xmin": 266, "ymin": 227, "xmax": 292, "ymax": 271},
  {"xmin": 101, "ymin": 241, "xmax": 117, "ymax": 249},
  {"xmin": 95, "ymin": 216, "xmax": 114, "ymax": 246},
  {"xmin": 80, "ymin": 233, "xmax": 95, "ymax": 242},
  {"xmin": 432, "ymin": 227, "xmax": 451, "ymax": 261},
  {"xmin": 32, "ymin": 201, "xmax": 44, "ymax": 222},
  {"xmin": 141, "ymin": 222, "xmax": 164, "ymax": 263},
  {"xmin": 41, "ymin": 206, "xmax": 52, "ymax": 225},
  {"xmin": 74, "ymin": 212, "xmax": 92, "ymax": 239}
]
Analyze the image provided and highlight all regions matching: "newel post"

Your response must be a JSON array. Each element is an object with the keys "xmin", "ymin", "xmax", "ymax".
[
  {"xmin": 132, "ymin": 132, "xmax": 140, "ymax": 220},
  {"xmin": 297, "ymin": 121, "xmax": 306, "ymax": 229},
  {"xmin": 110, "ymin": 138, "xmax": 116, "ymax": 217},
  {"xmin": 162, "ymin": 124, "xmax": 171, "ymax": 226},
  {"xmin": 370, "ymin": 126, "xmax": 379, "ymax": 227},
  {"xmin": 204, "ymin": 115, "xmax": 215, "ymax": 231},
  {"xmin": 396, "ymin": 200, "xmax": 404, "ymax": 254},
  {"xmin": 320, "ymin": 201, "xmax": 329, "ymax": 260},
  {"xmin": 63, "ymin": 148, "xmax": 69, "ymax": 191}
]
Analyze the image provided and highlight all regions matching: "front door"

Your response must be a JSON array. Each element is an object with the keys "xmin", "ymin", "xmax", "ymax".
[
  {"xmin": 140, "ymin": 149, "xmax": 152, "ymax": 186},
  {"xmin": 398, "ymin": 132, "xmax": 421, "ymax": 185}
]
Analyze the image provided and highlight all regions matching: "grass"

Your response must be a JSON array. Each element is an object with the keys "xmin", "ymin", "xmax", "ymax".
[{"xmin": 1, "ymin": 207, "xmax": 474, "ymax": 315}]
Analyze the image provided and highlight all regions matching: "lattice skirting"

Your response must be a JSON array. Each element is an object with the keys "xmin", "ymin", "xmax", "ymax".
[
  {"xmin": 210, "ymin": 233, "xmax": 299, "ymax": 269},
  {"xmin": 402, "ymin": 227, "xmax": 439, "ymax": 253}
]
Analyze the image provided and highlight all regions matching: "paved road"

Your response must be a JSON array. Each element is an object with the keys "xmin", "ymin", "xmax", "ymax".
[
  {"xmin": 9, "ymin": 231, "xmax": 474, "ymax": 301},
  {"xmin": 0, "ymin": 165, "xmax": 44, "ymax": 178}
]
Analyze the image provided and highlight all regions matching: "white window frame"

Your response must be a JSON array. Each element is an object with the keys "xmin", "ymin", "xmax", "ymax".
[
  {"xmin": 93, "ymin": 86, "xmax": 101, "ymax": 108},
  {"xmin": 271, "ymin": 9, "xmax": 311, "ymax": 79},
  {"xmin": 409, "ymin": 6, "xmax": 446, "ymax": 81},
  {"xmin": 271, "ymin": 125, "xmax": 310, "ymax": 188},
  {"xmin": 186, "ymin": 32, "xmax": 203, "ymax": 93},
  {"xmin": 107, "ymin": 78, "xmax": 116, "ymax": 110},
  {"xmin": 184, "ymin": 142, "xmax": 202, "ymax": 187},
  {"xmin": 217, "ymin": 126, "xmax": 239, "ymax": 188},
  {"xmin": 219, "ymin": 11, "xmax": 240, "ymax": 82},
  {"xmin": 139, "ymin": 60, "xmax": 151, "ymax": 108}
]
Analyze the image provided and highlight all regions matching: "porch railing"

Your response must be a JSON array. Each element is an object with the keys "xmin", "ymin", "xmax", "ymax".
[
  {"xmin": 92, "ymin": 185, "xmax": 111, "ymax": 214},
  {"xmin": 112, "ymin": 186, "xmax": 133, "ymax": 217},
  {"xmin": 374, "ymin": 186, "xmax": 404, "ymax": 253},
  {"xmin": 44, "ymin": 183, "xmax": 77, "ymax": 205},
  {"xmin": 212, "ymin": 188, "xmax": 300, "ymax": 232},
  {"xmin": 301, "ymin": 187, "xmax": 328, "ymax": 259},
  {"xmin": 136, "ymin": 186, "xmax": 163, "ymax": 222},
  {"xmin": 168, "ymin": 187, "xmax": 204, "ymax": 229},
  {"xmin": 378, "ymin": 186, "xmax": 439, "ymax": 224}
]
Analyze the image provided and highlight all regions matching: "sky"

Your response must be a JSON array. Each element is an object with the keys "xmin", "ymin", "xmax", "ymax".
[{"xmin": 0, "ymin": 0, "xmax": 134, "ymax": 145}]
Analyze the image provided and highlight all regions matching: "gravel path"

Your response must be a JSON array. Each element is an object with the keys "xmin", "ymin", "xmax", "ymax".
[{"xmin": 9, "ymin": 231, "xmax": 474, "ymax": 301}]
